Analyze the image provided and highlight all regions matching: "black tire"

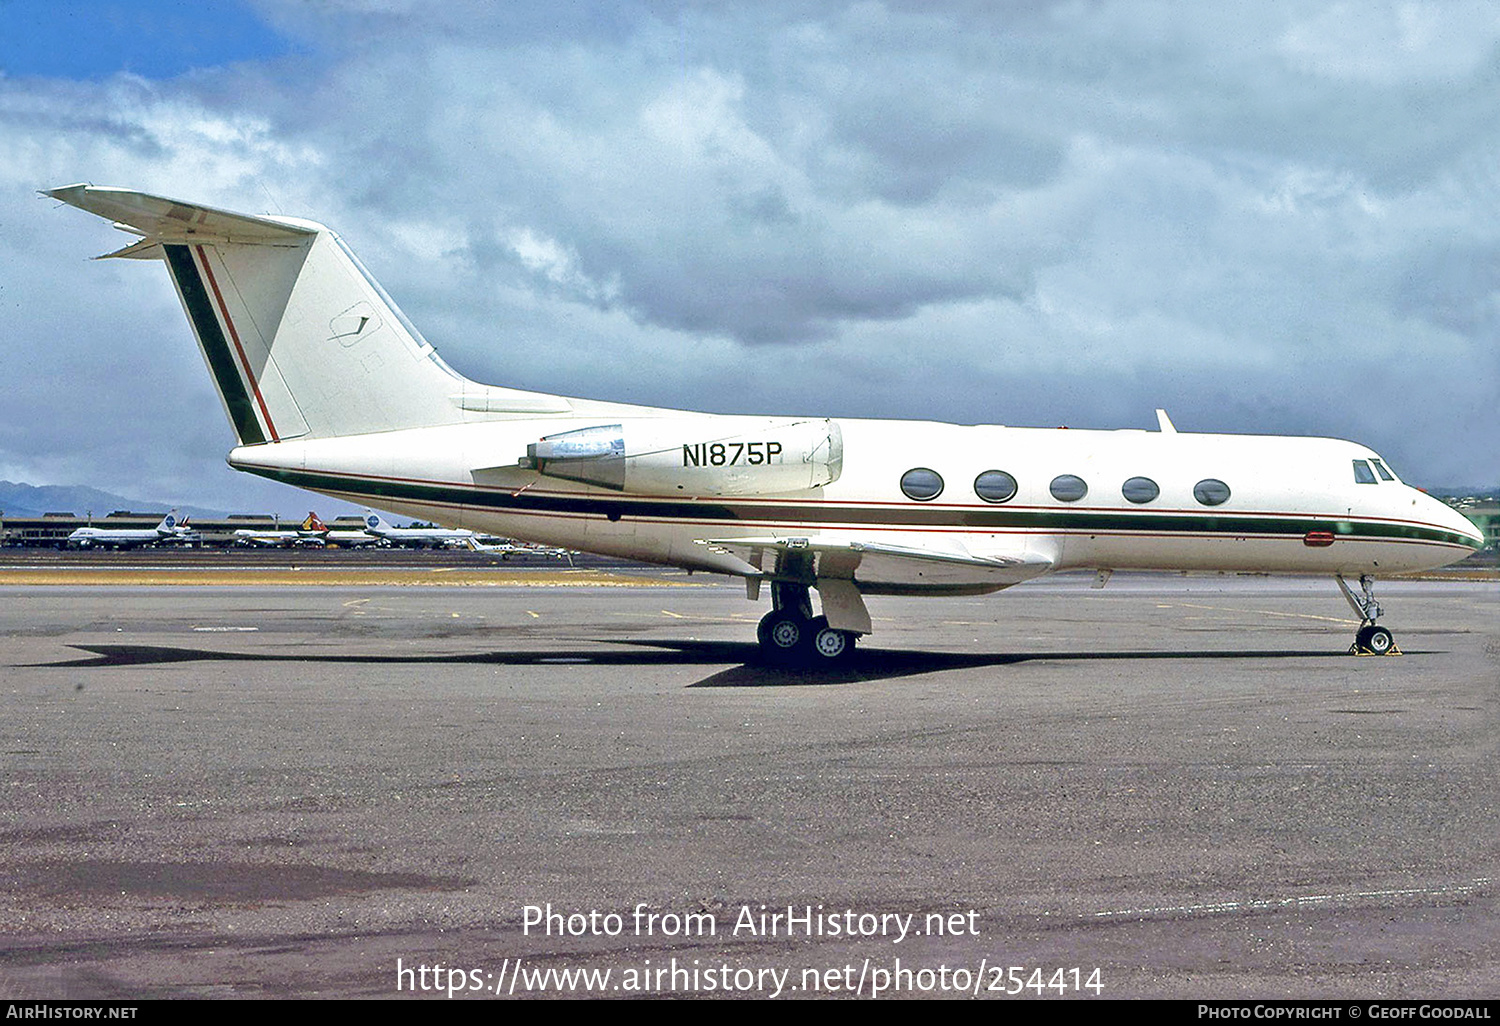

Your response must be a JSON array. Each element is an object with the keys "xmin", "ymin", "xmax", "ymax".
[
  {"xmin": 755, "ymin": 610, "xmax": 774, "ymax": 648},
  {"xmin": 1366, "ymin": 626, "xmax": 1394, "ymax": 655},
  {"xmin": 801, "ymin": 616, "xmax": 856, "ymax": 665},
  {"xmin": 758, "ymin": 610, "xmax": 807, "ymax": 663}
]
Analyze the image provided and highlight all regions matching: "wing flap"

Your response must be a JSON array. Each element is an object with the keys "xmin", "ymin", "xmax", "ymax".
[{"xmin": 700, "ymin": 535, "xmax": 1055, "ymax": 591}]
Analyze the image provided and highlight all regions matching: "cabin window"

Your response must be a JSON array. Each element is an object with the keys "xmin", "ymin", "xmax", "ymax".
[
  {"xmin": 973, "ymin": 470, "xmax": 1018, "ymax": 503},
  {"xmin": 1193, "ymin": 479, "xmax": 1231, "ymax": 506},
  {"xmin": 1353, "ymin": 460, "xmax": 1377, "ymax": 484},
  {"xmin": 1370, "ymin": 459, "xmax": 1395, "ymax": 482},
  {"xmin": 1049, "ymin": 474, "xmax": 1088, "ymax": 502},
  {"xmin": 900, "ymin": 468, "xmax": 944, "ymax": 501},
  {"xmin": 1121, "ymin": 476, "xmax": 1159, "ymax": 504}
]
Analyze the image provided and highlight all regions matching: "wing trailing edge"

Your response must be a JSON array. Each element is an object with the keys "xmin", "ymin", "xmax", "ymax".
[{"xmin": 700, "ymin": 535, "xmax": 1055, "ymax": 593}]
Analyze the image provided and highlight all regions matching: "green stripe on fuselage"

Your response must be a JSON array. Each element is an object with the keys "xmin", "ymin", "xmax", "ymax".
[
  {"xmin": 163, "ymin": 244, "xmax": 266, "ymax": 446},
  {"xmin": 239, "ymin": 465, "xmax": 1481, "ymax": 550}
]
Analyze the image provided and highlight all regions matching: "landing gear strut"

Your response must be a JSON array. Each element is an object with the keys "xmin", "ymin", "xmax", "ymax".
[
  {"xmin": 756, "ymin": 581, "xmax": 859, "ymax": 666},
  {"xmin": 1335, "ymin": 574, "xmax": 1399, "ymax": 656}
]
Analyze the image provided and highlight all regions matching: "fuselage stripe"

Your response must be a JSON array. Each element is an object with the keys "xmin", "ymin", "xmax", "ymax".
[
  {"xmin": 238, "ymin": 464, "xmax": 1479, "ymax": 550},
  {"xmin": 161, "ymin": 245, "xmax": 266, "ymax": 445},
  {"xmin": 194, "ymin": 245, "xmax": 280, "ymax": 443}
]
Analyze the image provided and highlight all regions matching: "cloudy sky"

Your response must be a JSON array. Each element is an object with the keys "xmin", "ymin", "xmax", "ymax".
[{"xmin": 2, "ymin": 0, "xmax": 1498, "ymax": 514}]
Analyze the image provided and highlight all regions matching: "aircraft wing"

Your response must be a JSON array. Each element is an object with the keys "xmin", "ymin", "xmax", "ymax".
[{"xmin": 700, "ymin": 535, "xmax": 1055, "ymax": 593}]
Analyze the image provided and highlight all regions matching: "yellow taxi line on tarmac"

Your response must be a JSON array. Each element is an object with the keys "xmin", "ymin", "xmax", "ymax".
[
  {"xmin": 0, "ymin": 568, "xmax": 702, "ymax": 587},
  {"xmin": 1166, "ymin": 602, "xmax": 1358, "ymax": 625}
]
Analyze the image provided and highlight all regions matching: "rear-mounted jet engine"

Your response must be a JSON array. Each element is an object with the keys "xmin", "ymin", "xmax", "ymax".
[{"xmin": 519, "ymin": 417, "xmax": 843, "ymax": 496}]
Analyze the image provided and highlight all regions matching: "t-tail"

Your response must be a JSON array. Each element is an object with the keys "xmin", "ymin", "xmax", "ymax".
[{"xmin": 45, "ymin": 184, "xmax": 567, "ymax": 445}]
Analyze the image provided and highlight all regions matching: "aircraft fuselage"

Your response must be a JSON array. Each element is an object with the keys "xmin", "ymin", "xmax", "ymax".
[{"xmin": 226, "ymin": 415, "xmax": 1480, "ymax": 583}]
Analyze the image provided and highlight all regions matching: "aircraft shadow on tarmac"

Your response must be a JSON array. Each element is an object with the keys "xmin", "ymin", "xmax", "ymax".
[{"xmin": 30, "ymin": 641, "xmax": 1366, "ymax": 688}]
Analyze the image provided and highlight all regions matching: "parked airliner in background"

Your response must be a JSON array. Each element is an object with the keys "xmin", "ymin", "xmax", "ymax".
[
  {"xmin": 68, "ymin": 510, "xmax": 194, "ymax": 549},
  {"xmin": 363, "ymin": 510, "xmax": 476, "ymax": 548},
  {"xmin": 49, "ymin": 185, "xmax": 1484, "ymax": 664},
  {"xmin": 232, "ymin": 512, "xmax": 330, "ymax": 547},
  {"xmin": 323, "ymin": 520, "xmax": 381, "ymax": 547}
]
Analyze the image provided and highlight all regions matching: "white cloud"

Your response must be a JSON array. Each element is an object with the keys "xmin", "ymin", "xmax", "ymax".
[
  {"xmin": 1280, "ymin": 2, "xmax": 1500, "ymax": 85},
  {"xmin": 504, "ymin": 226, "xmax": 619, "ymax": 303}
]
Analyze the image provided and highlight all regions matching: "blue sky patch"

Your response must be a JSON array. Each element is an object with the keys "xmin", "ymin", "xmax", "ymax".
[{"xmin": 0, "ymin": 0, "xmax": 297, "ymax": 80}]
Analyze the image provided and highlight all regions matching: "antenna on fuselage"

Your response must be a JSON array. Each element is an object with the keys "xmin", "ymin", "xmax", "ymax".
[{"xmin": 1156, "ymin": 408, "xmax": 1177, "ymax": 434}]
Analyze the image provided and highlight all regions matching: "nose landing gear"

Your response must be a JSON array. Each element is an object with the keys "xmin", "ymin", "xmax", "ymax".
[{"xmin": 1335, "ymin": 574, "xmax": 1401, "ymax": 656}]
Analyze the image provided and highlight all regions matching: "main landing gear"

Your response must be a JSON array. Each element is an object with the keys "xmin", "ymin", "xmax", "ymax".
[
  {"xmin": 1335, "ymin": 574, "xmax": 1399, "ymax": 656},
  {"xmin": 756, "ymin": 581, "xmax": 859, "ymax": 667}
]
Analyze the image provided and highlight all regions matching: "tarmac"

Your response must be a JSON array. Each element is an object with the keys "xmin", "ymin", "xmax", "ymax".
[{"xmin": 0, "ymin": 569, "xmax": 1496, "ymax": 999}]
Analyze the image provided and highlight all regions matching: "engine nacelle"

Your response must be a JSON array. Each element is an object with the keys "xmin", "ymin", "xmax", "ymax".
[{"xmin": 521, "ymin": 417, "xmax": 843, "ymax": 496}]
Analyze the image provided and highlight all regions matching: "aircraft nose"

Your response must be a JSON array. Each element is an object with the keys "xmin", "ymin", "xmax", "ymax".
[
  {"xmin": 1429, "ymin": 495, "xmax": 1485, "ymax": 550},
  {"xmin": 1456, "ymin": 511, "xmax": 1485, "ymax": 549}
]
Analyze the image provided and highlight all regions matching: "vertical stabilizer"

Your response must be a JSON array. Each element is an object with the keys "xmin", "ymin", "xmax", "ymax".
[{"xmin": 48, "ymin": 185, "xmax": 472, "ymax": 443}]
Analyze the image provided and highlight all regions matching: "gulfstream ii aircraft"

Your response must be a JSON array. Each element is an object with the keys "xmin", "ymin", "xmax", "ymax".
[{"xmin": 48, "ymin": 184, "xmax": 1484, "ymax": 664}]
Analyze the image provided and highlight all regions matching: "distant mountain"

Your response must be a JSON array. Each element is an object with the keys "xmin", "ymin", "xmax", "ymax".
[{"xmin": 0, "ymin": 481, "xmax": 227, "ymax": 520}]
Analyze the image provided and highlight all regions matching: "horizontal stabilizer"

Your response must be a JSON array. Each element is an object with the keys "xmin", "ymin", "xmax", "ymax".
[
  {"xmin": 46, "ymin": 184, "xmax": 315, "ymax": 246},
  {"xmin": 96, "ymin": 237, "xmax": 165, "ymax": 261},
  {"xmin": 701, "ymin": 535, "xmax": 1054, "ymax": 591}
]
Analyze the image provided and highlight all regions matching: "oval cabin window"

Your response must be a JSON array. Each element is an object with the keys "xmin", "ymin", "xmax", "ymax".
[
  {"xmin": 1193, "ymin": 479, "xmax": 1231, "ymax": 506},
  {"xmin": 974, "ymin": 470, "xmax": 1018, "ymax": 503},
  {"xmin": 900, "ymin": 468, "xmax": 944, "ymax": 501},
  {"xmin": 1049, "ymin": 474, "xmax": 1088, "ymax": 502},
  {"xmin": 1121, "ymin": 476, "xmax": 1159, "ymax": 504}
]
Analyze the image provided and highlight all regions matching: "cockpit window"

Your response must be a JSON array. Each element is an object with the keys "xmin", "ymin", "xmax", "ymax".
[
  {"xmin": 1370, "ymin": 459, "xmax": 1395, "ymax": 482},
  {"xmin": 1353, "ymin": 460, "xmax": 1377, "ymax": 484}
]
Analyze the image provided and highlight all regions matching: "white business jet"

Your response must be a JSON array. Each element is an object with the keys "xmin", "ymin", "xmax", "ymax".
[
  {"xmin": 465, "ymin": 536, "xmax": 576, "ymax": 563},
  {"xmin": 48, "ymin": 185, "xmax": 1483, "ymax": 664},
  {"xmin": 68, "ymin": 510, "xmax": 193, "ymax": 549}
]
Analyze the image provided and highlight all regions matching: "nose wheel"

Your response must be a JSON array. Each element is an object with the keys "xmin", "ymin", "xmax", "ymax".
[
  {"xmin": 1354, "ymin": 624, "xmax": 1395, "ymax": 655},
  {"xmin": 1336, "ymin": 575, "xmax": 1402, "ymax": 656}
]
